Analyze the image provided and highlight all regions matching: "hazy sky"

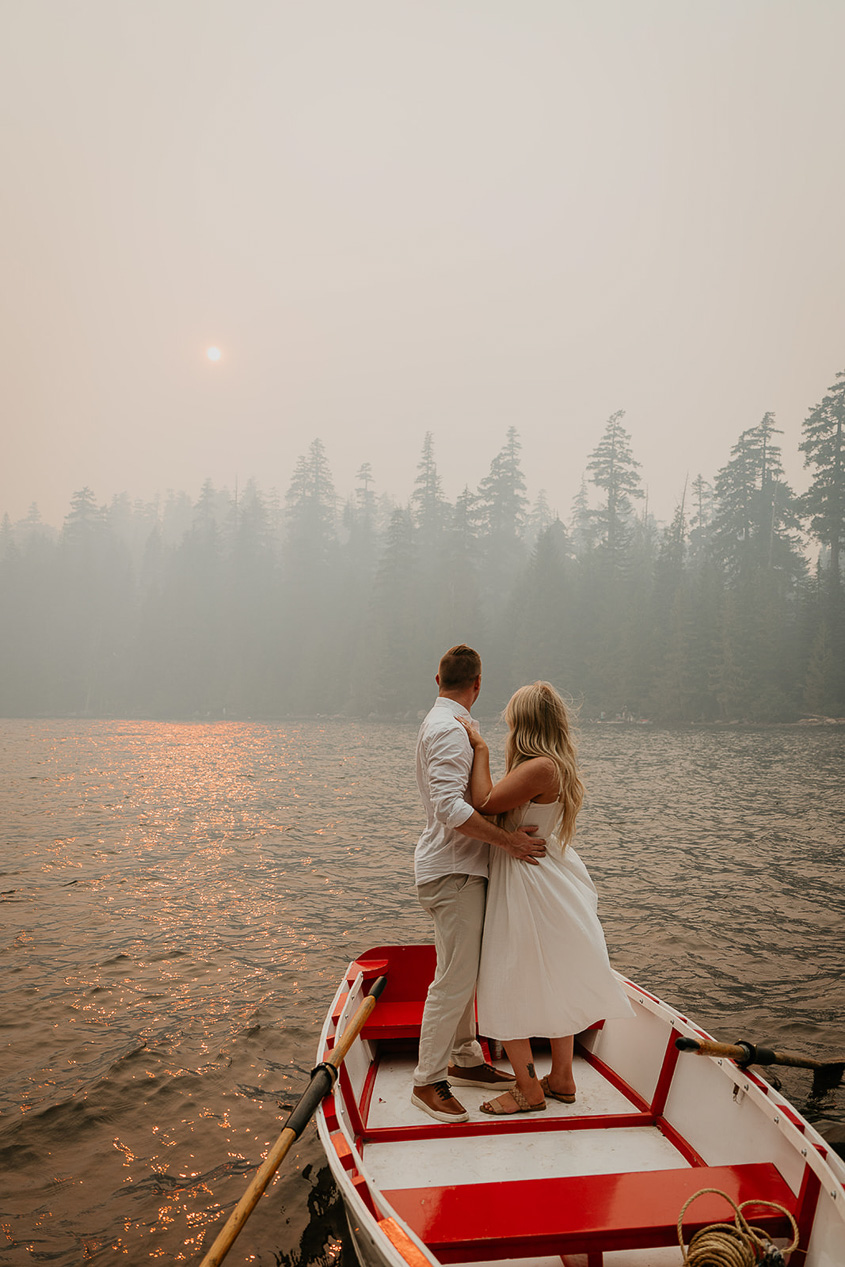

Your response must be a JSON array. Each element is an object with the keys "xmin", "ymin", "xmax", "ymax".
[{"xmin": 3, "ymin": 1, "xmax": 844, "ymax": 528}]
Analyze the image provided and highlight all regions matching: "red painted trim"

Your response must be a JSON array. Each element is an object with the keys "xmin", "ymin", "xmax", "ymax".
[
  {"xmin": 351, "ymin": 957, "xmax": 391, "ymax": 983},
  {"xmin": 650, "ymin": 1029, "xmax": 681, "ymax": 1117},
  {"xmin": 781, "ymin": 1106, "xmax": 806, "ymax": 1133},
  {"xmin": 361, "ymin": 1111, "xmax": 653, "ymax": 1146},
  {"xmin": 645, "ymin": 1027, "xmax": 706, "ymax": 1165},
  {"xmin": 321, "ymin": 1092, "xmax": 339, "ymax": 1133},
  {"xmin": 330, "ymin": 1130, "xmax": 357, "ymax": 1171},
  {"xmin": 629, "ymin": 984, "xmax": 661, "ymax": 1004},
  {"xmin": 350, "ymin": 1172, "xmax": 378, "ymax": 1218},
  {"xmin": 576, "ymin": 1045, "xmax": 651, "ymax": 1113},
  {"xmin": 358, "ymin": 1055, "xmax": 379, "ymax": 1128},
  {"xmin": 338, "ymin": 1062, "xmax": 367, "ymax": 1142},
  {"xmin": 378, "ymin": 1217, "xmax": 436, "ymax": 1267},
  {"xmin": 785, "ymin": 1162, "xmax": 821, "ymax": 1267},
  {"xmin": 656, "ymin": 1117, "xmax": 708, "ymax": 1168}
]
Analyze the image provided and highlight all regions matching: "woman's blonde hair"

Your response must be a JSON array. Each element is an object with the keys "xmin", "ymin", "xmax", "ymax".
[{"xmin": 504, "ymin": 681, "xmax": 584, "ymax": 844}]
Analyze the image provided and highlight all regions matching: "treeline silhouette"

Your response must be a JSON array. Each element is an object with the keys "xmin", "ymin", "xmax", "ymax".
[{"xmin": 2, "ymin": 370, "xmax": 844, "ymax": 722}]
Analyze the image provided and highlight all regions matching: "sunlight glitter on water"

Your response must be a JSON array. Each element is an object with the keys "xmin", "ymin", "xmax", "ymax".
[{"xmin": 0, "ymin": 718, "xmax": 842, "ymax": 1265}]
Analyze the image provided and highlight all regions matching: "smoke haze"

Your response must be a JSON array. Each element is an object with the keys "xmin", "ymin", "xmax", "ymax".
[{"xmin": 2, "ymin": 2, "xmax": 844, "ymax": 527}]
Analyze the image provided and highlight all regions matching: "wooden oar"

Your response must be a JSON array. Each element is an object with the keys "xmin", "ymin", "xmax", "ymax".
[
  {"xmin": 199, "ymin": 975, "xmax": 387, "ymax": 1267},
  {"xmin": 675, "ymin": 1036, "xmax": 845, "ymax": 1094}
]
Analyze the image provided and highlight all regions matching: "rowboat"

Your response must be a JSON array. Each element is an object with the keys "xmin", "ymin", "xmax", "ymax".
[{"xmin": 315, "ymin": 944, "xmax": 845, "ymax": 1267}]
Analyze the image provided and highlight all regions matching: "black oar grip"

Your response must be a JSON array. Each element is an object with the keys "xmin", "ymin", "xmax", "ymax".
[
  {"xmin": 285, "ymin": 1066, "xmax": 336, "ymax": 1139},
  {"xmin": 284, "ymin": 976, "xmax": 387, "ymax": 1140},
  {"xmin": 310, "ymin": 1060, "xmax": 340, "ymax": 1085}
]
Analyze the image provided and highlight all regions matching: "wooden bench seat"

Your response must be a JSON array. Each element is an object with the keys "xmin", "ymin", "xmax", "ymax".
[{"xmin": 382, "ymin": 1162, "xmax": 798, "ymax": 1263}]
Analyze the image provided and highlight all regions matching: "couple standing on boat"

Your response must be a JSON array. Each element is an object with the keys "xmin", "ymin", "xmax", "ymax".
[{"xmin": 411, "ymin": 644, "xmax": 633, "ymax": 1122}]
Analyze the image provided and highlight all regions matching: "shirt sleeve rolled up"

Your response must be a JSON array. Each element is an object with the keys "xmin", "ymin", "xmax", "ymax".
[{"xmin": 424, "ymin": 725, "xmax": 475, "ymax": 830}]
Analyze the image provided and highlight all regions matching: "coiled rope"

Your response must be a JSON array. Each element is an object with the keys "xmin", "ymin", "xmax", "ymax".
[{"xmin": 677, "ymin": 1188, "xmax": 799, "ymax": 1266}]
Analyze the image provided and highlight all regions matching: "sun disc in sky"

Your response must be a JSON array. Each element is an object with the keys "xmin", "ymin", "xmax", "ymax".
[{"xmin": 206, "ymin": 346, "xmax": 221, "ymax": 363}]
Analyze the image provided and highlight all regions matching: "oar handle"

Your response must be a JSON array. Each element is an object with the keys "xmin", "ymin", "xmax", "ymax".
[
  {"xmin": 199, "ymin": 975, "xmax": 387, "ymax": 1267},
  {"xmin": 675, "ymin": 1037, "xmax": 760, "ymax": 1065},
  {"xmin": 675, "ymin": 1036, "xmax": 839, "ymax": 1072},
  {"xmin": 329, "ymin": 973, "xmax": 386, "ymax": 1068}
]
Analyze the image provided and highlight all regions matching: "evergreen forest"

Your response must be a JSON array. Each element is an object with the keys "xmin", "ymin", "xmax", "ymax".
[{"xmin": 2, "ymin": 369, "xmax": 844, "ymax": 724}]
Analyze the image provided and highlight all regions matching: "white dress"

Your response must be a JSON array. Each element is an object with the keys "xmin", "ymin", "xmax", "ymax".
[{"xmin": 476, "ymin": 801, "xmax": 635, "ymax": 1042}]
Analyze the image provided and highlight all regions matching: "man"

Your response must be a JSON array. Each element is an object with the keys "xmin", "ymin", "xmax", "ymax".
[{"xmin": 411, "ymin": 644, "xmax": 546, "ymax": 1123}]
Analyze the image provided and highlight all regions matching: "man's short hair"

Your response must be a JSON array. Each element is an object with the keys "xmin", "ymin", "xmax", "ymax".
[{"xmin": 438, "ymin": 644, "xmax": 482, "ymax": 691}]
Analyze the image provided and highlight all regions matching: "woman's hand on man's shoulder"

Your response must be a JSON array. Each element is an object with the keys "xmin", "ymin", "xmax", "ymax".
[{"xmin": 457, "ymin": 716, "xmax": 487, "ymax": 750}]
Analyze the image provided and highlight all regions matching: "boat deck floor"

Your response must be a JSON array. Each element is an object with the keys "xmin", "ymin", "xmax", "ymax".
[{"xmin": 362, "ymin": 1052, "xmax": 687, "ymax": 1267}]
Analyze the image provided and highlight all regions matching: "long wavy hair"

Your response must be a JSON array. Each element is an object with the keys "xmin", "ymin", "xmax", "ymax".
[{"xmin": 503, "ymin": 682, "xmax": 585, "ymax": 844}]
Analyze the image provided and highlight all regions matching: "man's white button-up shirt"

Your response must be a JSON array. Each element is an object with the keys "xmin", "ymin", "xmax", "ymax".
[{"xmin": 414, "ymin": 697, "xmax": 489, "ymax": 885}]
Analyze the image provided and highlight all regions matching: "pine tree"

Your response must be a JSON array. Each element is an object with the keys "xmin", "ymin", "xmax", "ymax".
[
  {"xmin": 713, "ymin": 415, "xmax": 803, "ymax": 580},
  {"xmin": 477, "ymin": 426, "xmax": 529, "ymax": 545},
  {"xmin": 219, "ymin": 480, "xmax": 280, "ymax": 714},
  {"xmin": 355, "ymin": 508, "xmax": 428, "ymax": 715},
  {"xmin": 712, "ymin": 431, "xmax": 755, "ymax": 574},
  {"xmin": 281, "ymin": 439, "xmax": 340, "ymax": 711},
  {"xmin": 688, "ymin": 475, "xmax": 714, "ymax": 564},
  {"xmin": 586, "ymin": 411, "xmax": 643, "ymax": 568},
  {"xmin": 341, "ymin": 463, "xmax": 380, "ymax": 570},
  {"xmin": 411, "ymin": 432, "xmax": 449, "ymax": 552},
  {"xmin": 475, "ymin": 427, "xmax": 529, "ymax": 625},
  {"xmin": 63, "ymin": 486, "xmax": 104, "ymax": 546},
  {"xmin": 800, "ymin": 368, "xmax": 845, "ymax": 588},
  {"xmin": 797, "ymin": 366, "xmax": 845, "ymax": 715},
  {"xmin": 284, "ymin": 438, "xmax": 337, "ymax": 572},
  {"xmin": 355, "ymin": 462, "xmax": 377, "ymax": 530},
  {"xmin": 433, "ymin": 487, "xmax": 485, "ymax": 665},
  {"xmin": 57, "ymin": 488, "xmax": 134, "ymax": 714},
  {"xmin": 752, "ymin": 413, "xmax": 804, "ymax": 576},
  {"xmin": 525, "ymin": 490, "xmax": 554, "ymax": 549},
  {"xmin": 569, "ymin": 478, "xmax": 598, "ymax": 556},
  {"xmin": 508, "ymin": 519, "xmax": 576, "ymax": 695}
]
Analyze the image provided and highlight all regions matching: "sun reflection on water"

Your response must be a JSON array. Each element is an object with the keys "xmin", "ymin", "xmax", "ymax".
[{"xmin": 1, "ymin": 718, "xmax": 842, "ymax": 1265}]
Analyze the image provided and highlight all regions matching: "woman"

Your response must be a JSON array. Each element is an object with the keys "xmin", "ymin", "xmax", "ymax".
[{"xmin": 460, "ymin": 682, "xmax": 633, "ymax": 1115}]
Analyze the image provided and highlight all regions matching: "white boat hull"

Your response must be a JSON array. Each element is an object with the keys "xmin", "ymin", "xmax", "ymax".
[{"xmin": 315, "ymin": 945, "xmax": 845, "ymax": 1267}]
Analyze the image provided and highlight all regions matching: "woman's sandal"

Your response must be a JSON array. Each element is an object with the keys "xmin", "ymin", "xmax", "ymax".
[
  {"xmin": 540, "ymin": 1075, "xmax": 576, "ymax": 1104},
  {"xmin": 479, "ymin": 1086, "xmax": 547, "ymax": 1115}
]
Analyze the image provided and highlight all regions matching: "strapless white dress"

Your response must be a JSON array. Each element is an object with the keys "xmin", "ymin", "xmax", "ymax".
[{"xmin": 476, "ymin": 801, "xmax": 634, "ymax": 1041}]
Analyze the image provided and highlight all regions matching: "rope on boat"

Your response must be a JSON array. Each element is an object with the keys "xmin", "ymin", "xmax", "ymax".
[{"xmin": 677, "ymin": 1188, "xmax": 799, "ymax": 1266}]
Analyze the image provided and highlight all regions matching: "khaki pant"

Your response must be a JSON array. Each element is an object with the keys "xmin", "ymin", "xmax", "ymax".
[{"xmin": 413, "ymin": 873, "xmax": 487, "ymax": 1086}]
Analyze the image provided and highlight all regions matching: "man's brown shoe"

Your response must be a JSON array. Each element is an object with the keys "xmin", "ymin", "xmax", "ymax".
[
  {"xmin": 411, "ymin": 1080, "xmax": 470, "ymax": 1123},
  {"xmin": 447, "ymin": 1062, "xmax": 516, "ymax": 1089}
]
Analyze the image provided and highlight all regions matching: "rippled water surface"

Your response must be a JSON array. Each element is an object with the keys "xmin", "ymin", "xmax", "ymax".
[{"xmin": 1, "ymin": 719, "xmax": 843, "ymax": 1264}]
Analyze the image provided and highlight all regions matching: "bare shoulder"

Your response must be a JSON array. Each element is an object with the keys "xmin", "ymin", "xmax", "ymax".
[
  {"xmin": 525, "ymin": 756, "xmax": 559, "ymax": 798},
  {"xmin": 484, "ymin": 755, "xmax": 558, "ymax": 814}
]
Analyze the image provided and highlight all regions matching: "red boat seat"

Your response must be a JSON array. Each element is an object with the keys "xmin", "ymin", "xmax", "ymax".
[
  {"xmin": 361, "ymin": 1000, "xmax": 426, "ymax": 1040},
  {"xmin": 353, "ymin": 945, "xmax": 436, "ymax": 1041},
  {"xmin": 382, "ymin": 1161, "xmax": 799, "ymax": 1263}
]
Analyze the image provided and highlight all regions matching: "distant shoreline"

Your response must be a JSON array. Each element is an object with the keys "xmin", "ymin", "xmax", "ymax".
[{"xmin": 1, "ymin": 713, "xmax": 843, "ymax": 728}]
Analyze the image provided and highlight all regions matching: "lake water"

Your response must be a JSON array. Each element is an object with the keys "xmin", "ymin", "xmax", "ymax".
[{"xmin": 1, "ymin": 718, "xmax": 843, "ymax": 1265}]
